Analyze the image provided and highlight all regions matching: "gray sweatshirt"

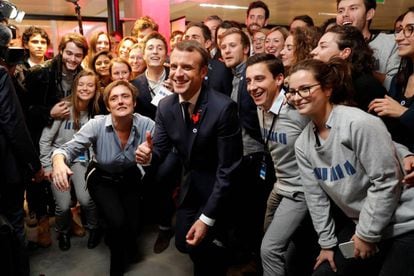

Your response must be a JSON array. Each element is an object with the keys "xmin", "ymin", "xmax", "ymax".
[
  {"xmin": 39, "ymin": 109, "xmax": 89, "ymax": 172},
  {"xmin": 295, "ymin": 105, "xmax": 414, "ymax": 248},
  {"xmin": 258, "ymin": 90, "xmax": 309, "ymax": 196}
]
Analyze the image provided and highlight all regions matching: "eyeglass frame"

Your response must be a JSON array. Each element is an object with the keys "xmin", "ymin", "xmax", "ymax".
[
  {"xmin": 394, "ymin": 24, "xmax": 414, "ymax": 38},
  {"xmin": 285, "ymin": 83, "xmax": 320, "ymax": 99}
]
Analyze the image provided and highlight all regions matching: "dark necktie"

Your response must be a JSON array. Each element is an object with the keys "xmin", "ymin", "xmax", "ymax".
[{"xmin": 181, "ymin": 101, "xmax": 191, "ymax": 126}]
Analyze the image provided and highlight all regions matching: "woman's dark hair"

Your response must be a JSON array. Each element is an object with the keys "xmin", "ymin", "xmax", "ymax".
[
  {"xmin": 289, "ymin": 58, "xmax": 354, "ymax": 105},
  {"xmin": 395, "ymin": 7, "xmax": 414, "ymax": 92},
  {"xmin": 90, "ymin": 50, "xmax": 113, "ymax": 73},
  {"xmin": 327, "ymin": 25, "xmax": 374, "ymax": 74}
]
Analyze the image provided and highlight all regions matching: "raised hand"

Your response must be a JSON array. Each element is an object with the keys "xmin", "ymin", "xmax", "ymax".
[{"xmin": 135, "ymin": 131, "xmax": 153, "ymax": 165}]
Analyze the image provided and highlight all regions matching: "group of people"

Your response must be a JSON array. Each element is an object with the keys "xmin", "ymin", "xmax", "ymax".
[{"xmin": 1, "ymin": 0, "xmax": 414, "ymax": 275}]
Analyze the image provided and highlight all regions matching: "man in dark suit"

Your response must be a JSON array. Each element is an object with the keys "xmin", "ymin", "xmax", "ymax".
[{"xmin": 136, "ymin": 40, "xmax": 242, "ymax": 275}]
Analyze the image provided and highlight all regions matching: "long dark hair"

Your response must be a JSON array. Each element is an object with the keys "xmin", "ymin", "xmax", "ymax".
[
  {"xmin": 396, "ymin": 7, "xmax": 414, "ymax": 94},
  {"xmin": 327, "ymin": 25, "xmax": 374, "ymax": 75}
]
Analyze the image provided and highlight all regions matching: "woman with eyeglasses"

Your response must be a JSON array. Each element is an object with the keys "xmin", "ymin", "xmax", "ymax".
[
  {"xmin": 287, "ymin": 58, "xmax": 414, "ymax": 276},
  {"xmin": 252, "ymin": 28, "xmax": 268, "ymax": 54},
  {"xmin": 368, "ymin": 7, "xmax": 414, "ymax": 152}
]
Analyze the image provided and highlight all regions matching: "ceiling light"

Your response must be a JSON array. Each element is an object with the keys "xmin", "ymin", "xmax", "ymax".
[
  {"xmin": 200, "ymin": 3, "xmax": 248, "ymax": 10},
  {"xmin": 318, "ymin": 12, "xmax": 337, "ymax": 16}
]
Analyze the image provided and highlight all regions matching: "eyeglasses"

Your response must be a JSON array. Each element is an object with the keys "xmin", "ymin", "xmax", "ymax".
[
  {"xmin": 285, "ymin": 83, "xmax": 320, "ymax": 99},
  {"xmin": 395, "ymin": 24, "xmax": 414, "ymax": 38}
]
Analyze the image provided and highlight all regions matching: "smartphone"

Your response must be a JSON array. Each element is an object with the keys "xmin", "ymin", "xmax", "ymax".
[{"xmin": 339, "ymin": 240, "xmax": 355, "ymax": 259}]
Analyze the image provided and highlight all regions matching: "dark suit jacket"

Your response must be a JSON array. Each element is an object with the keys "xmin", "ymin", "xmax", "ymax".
[
  {"xmin": 131, "ymin": 67, "xmax": 170, "ymax": 120},
  {"xmin": 204, "ymin": 59, "xmax": 233, "ymax": 97},
  {"xmin": 0, "ymin": 66, "xmax": 40, "ymax": 207},
  {"xmin": 152, "ymin": 86, "xmax": 242, "ymax": 219}
]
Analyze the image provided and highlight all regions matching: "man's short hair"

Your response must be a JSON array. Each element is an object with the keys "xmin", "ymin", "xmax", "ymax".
[
  {"xmin": 173, "ymin": 40, "xmax": 210, "ymax": 68},
  {"xmin": 336, "ymin": 0, "xmax": 377, "ymax": 11},
  {"xmin": 246, "ymin": 53, "xmax": 284, "ymax": 78},
  {"xmin": 219, "ymin": 28, "xmax": 250, "ymax": 51},
  {"xmin": 142, "ymin": 32, "xmax": 167, "ymax": 53},
  {"xmin": 58, "ymin": 32, "xmax": 88, "ymax": 57},
  {"xmin": 22, "ymin": 26, "xmax": 50, "ymax": 47},
  {"xmin": 247, "ymin": 1, "xmax": 270, "ymax": 20},
  {"xmin": 103, "ymin": 80, "xmax": 138, "ymax": 108},
  {"xmin": 204, "ymin": 15, "xmax": 222, "ymax": 23},
  {"xmin": 185, "ymin": 22, "xmax": 212, "ymax": 41}
]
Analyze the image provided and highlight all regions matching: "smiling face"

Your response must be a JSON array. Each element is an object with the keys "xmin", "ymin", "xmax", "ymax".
[
  {"xmin": 265, "ymin": 30, "xmax": 285, "ymax": 58},
  {"xmin": 288, "ymin": 69, "xmax": 330, "ymax": 117},
  {"xmin": 128, "ymin": 47, "xmax": 145, "ymax": 73},
  {"xmin": 143, "ymin": 38, "xmax": 167, "ymax": 68},
  {"xmin": 336, "ymin": 0, "xmax": 373, "ymax": 33},
  {"xmin": 107, "ymin": 84, "xmax": 136, "ymax": 117},
  {"xmin": 246, "ymin": 62, "xmax": 283, "ymax": 111},
  {"xmin": 311, "ymin": 32, "xmax": 343, "ymax": 62},
  {"xmin": 395, "ymin": 11, "xmax": 414, "ymax": 60},
  {"xmin": 169, "ymin": 49, "xmax": 207, "ymax": 101},
  {"xmin": 61, "ymin": 41, "xmax": 84, "ymax": 72},
  {"xmin": 246, "ymin": 7, "xmax": 268, "ymax": 35},
  {"xmin": 118, "ymin": 39, "xmax": 134, "ymax": 59},
  {"xmin": 220, "ymin": 33, "xmax": 249, "ymax": 68},
  {"xmin": 76, "ymin": 75, "xmax": 96, "ymax": 103},
  {"xmin": 94, "ymin": 54, "xmax": 111, "ymax": 76},
  {"xmin": 253, "ymin": 31, "xmax": 266, "ymax": 54},
  {"xmin": 280, "ymin": 35, "xmax": 296, "ymax": 68}
]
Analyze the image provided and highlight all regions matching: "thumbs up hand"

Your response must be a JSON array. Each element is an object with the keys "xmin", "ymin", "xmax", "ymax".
[{"xmin": 136, "ymin": 131, "xmax": 153, "ymax": 165}]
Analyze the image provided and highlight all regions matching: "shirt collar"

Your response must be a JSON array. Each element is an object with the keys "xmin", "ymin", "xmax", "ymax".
[
  {"xmin": 178, "ymin": 88, "xmax": 201, "ymax": 106},
  {"xmin": 232, "ymin": 62, "xmax": 246, "ymax": 78},
  {"xmin": 268, "ymin": 88, "xmax": 286, "ymax": 115}
]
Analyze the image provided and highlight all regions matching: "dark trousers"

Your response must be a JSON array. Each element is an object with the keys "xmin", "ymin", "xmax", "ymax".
[
  {"xmin": 313, "ymin": 204, "xmax": 414, "ymax": 276},
  {"xmin": 87, "ymin": 166, "xmax": 143, "ymax": 275},
  {"xmin": 143, "ymin": 150, "xmax": 181, "ymax": 227},
  {"xmin": 175, "ymin": 196, "xmax": 228, "ymax": 276},
  {"xmin": 25, "ymin": 179, "xmax": 55, "ymax": 218},
  {"xmin": 228, "ymin": 152, "xmax": 274, "ymax": 263},
  {"xmin": 0, "ymin": 179, "xmax": 29, "ymax": 276}
]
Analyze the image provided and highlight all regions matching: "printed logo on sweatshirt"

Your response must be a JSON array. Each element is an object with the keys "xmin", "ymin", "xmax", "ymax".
[
  {"xmin": 261, "ymin": 128, "xmax": 287, "ymax": 144},
  {"xmin": 313, "ymin": 160, "xmax": 356, "ymax": 181}
]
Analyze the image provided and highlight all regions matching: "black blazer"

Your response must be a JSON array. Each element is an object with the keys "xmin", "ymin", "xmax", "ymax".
[
  {"xmin": 152, "ymin": 86, "xmax": 243, "ymax": 219},
  {"xmin": 204, "ymin": 59, "xmax": 233, "ymax": 97},
  {"xmin": 131, "ymin": 67, "xmax": 170, "ymax": 120}
]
